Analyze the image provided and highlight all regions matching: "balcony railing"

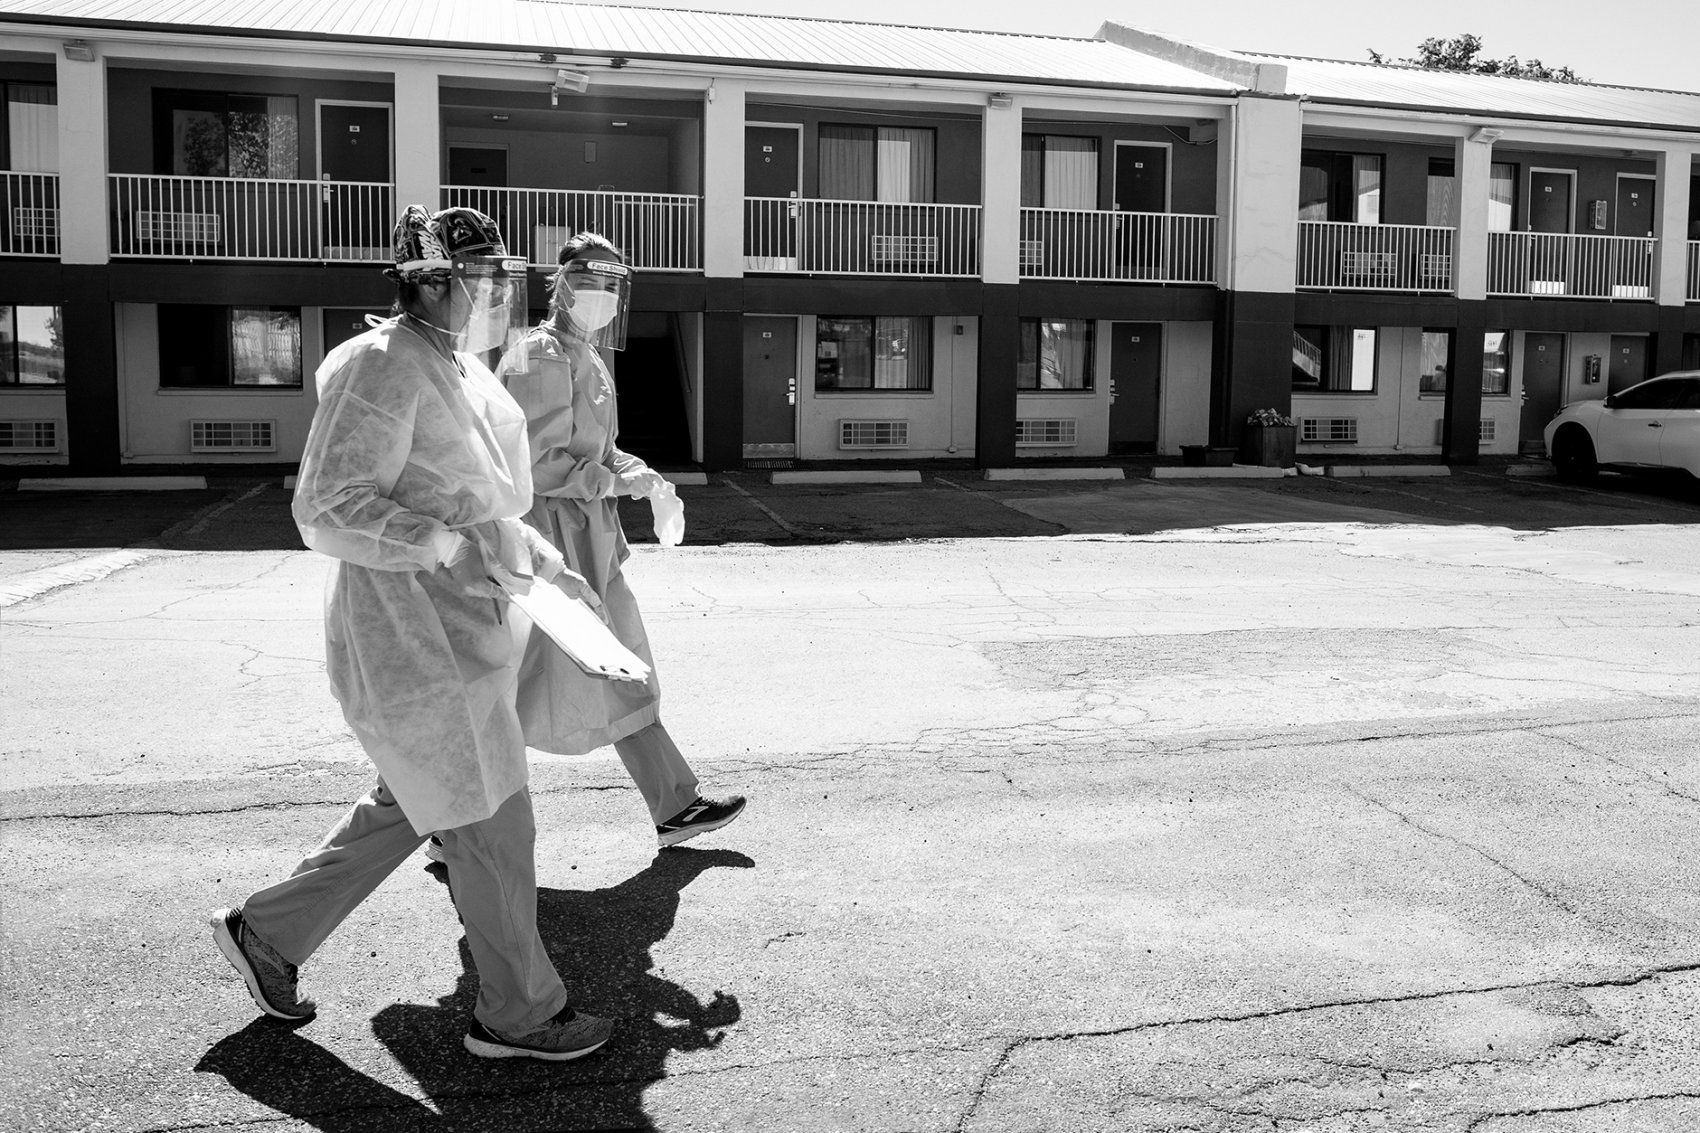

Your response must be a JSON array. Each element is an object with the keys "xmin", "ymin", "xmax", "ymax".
[
  {"xmin": 110, "ymin": 175, "xmax": 392, "ymax": 261},
  {"xmin": 1018, "ymin": 209, "xmax": 1215, "ymax": 284},
  {"xmin": 0, "ymin": 172, "xmax": 59, "ymax": 257},
  {"xmin": 745, "ymin": 198, "xmax": 980, "ymax": 277},
  {"xmin": 442, "ymin": 187, "xmax": 700, "ymax": 273},
  {"xmin": 1487, "ymin": 231, "xmax": 1656, "ymax": 300},
  {"xmin": 1297, "ymin": 221, "xmax": 1455, "ymax": 292},
  {"xmin": 1689, "ymin": 241, "xmax": 1699, "ymax": 302}
]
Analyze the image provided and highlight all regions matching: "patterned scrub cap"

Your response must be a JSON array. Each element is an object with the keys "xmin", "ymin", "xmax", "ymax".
[{"xmin": 385, "ymin": 205, "xmax": 506, "ymax": 281}]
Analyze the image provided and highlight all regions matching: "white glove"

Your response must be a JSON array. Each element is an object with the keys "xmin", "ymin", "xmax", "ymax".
[
  {"xmin": 615, "ymin": 467, "xmax": 668, "ymax": 499},
  {"xmin": 650, "ymin": 484, "xmax": 685, "ymax": 547},
  {"xmin": 437, "ymin": 534, "xmax": 500, "ymax": 598}
]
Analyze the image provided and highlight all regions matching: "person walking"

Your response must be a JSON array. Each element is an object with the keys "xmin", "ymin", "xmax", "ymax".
[
  {"xmin": 493, "ymin": 233, "xmax": 745, "ymax": 849},
  {"xmin": 210, "ymin": 204, "xmax": 613, "ymax": 1062}
]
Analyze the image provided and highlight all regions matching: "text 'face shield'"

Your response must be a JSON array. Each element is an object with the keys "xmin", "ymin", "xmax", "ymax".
[
  {"xmin": 562, "ymin": 259, "xmax": 632, "ymax": 351},
  {"xmin": 451, "ymin": 256, "xmax": 530, "ymax": 357}
]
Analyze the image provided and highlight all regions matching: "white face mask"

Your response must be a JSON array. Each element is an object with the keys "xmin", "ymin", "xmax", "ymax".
[{"xmin": 569, "ymin": 291, "xmax": 620, "ymax": 333}]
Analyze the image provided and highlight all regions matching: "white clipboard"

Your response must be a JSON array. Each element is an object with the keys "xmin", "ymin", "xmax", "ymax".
[{"xmin": 501, "ymin": 576, "xmax": 652, "ymax": 684}]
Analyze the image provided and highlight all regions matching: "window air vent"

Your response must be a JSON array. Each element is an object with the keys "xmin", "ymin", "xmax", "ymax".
[
  {"xmin": 1301, "ymin": 417, "xmax": 1358, "ymax": 444},
  {"xmin": 838, "ymin": 419, "xmax": 909, "ymax": 450},
  {"xmin": 1019, "ymin": 239, "xmax": 1044, "ymax": 269},
  {"xmin": 1016, "ymin": 418, "xmax": 1078, "ymax": 447},
  {"xmin": 1480, "ymin": 418, "xmax": 1496, "ymax": 443},
  {"xmin": 12, "ymin": 207, "xmax": 58, "ymax": 239},
  {"xmin": 0, "ymin": 419, "xmax": 59, "ymax": 452},
  {"xmin": 869, "ymin": 234, "xmax": 938, "ymax": 266},
  {"xmin": 136, "ymin": 210, "xmax": 222, "ymax": 245},
  {"xmin": 191, "ymin": 419, "xmax": 276, "ymax": 453}
]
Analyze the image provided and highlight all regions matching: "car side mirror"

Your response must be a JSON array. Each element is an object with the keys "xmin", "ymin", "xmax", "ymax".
[{"xmin": 1602, "ymin": 394, "xmax": 1617, "ymax": 409}]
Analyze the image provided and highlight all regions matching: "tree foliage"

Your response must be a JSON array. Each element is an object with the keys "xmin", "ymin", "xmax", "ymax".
[{"xmin": 1368, "ymin": 34, "xmax": 1584, "ymax": 83}]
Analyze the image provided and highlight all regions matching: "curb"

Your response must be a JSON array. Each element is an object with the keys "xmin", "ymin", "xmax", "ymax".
[
  {"xmin": 1150, "ymin": 465, "xmax": 1287, "ymax": 480},
  {"xmin": 18, "ymin": 476, "xmax": 209, "ymax": 491},
  {"xmin": 982, "ymin": 467, "xmax": 1125, "ymax": 482},
  {"xmin": 770, "ymin": 470, "xmax": 922, "ymax": 485},
  {"xmin": 1322, "ymin": 465, "xmax": 1451, "ymax": 478}
]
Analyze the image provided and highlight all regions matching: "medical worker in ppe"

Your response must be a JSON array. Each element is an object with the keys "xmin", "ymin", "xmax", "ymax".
[
  {"xmin": 210, "ymin": 205, "xmax": 613, "ymax": 1063},
  {"xmin": 497, "ymin": 232, "xmax": 745, "ymax": 848}
]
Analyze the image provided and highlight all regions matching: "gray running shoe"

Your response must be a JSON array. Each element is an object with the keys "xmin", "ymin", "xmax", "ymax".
[
  {"xmin": 464, "ymin": 1005, "xmax": 613, "ymax": 1061},
  {"xmin": 210, "ymin": 907, "xmax": 316, "ymax": 1021},
  {"xmin": 656, "ymin": 794, "xmax": 747, "ymax": 848}
]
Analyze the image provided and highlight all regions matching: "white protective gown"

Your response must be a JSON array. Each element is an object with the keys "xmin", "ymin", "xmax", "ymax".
[
  {"xmin": 497, "ymin": 322, "xmax": 662, "ymax": 755},
  {"xmin": 294, "ymin": 318, "xmax": 551, "ymax": 835}
]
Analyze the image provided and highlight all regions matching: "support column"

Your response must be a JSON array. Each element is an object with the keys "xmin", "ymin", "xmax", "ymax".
[
  {"xmin": 1442, "ymin": 311, "xmax": 1485, "ymax": 465},
  {"xmin": 1453, "ymin": 131, "xmax": 1494, "ymax": 302},
  {"xmin": 701, "ymin": 80, "xmax": 746, "ymax": 280},
  {"xmin": 62, "ymin": 267, "xmax": 120, "ymax": 473},
  {"xmin": 56, "ymin": 48, "xmax": 108, "ymax": 264},
  {"xmin": 391, "ymin": 63, "xmax": 440, "ymax": 212},
  {"xmin": 699, "ymin": 282, "xmax": 745, "ymax": 471},
  {"xmin": 980, "ymin": 97, "xmax": 1022, "ymax": 286},
  {"xmin": 1211, "ymin": 94, "xmax": 1301, "ymax": 445},
  {"xmin": 976, "ymin": 284, "xmax": 1019, "ymax": 468},
  {"xmin": 1654, "ymin": 146, "xmax": 1695, "ymax": 374}
]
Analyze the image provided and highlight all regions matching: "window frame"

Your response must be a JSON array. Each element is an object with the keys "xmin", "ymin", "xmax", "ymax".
[
  {"xmin": 1300, "ymin": 149, "xmax": 1384, "ymax": 224},
  {"xmin": 152, "ymin": 88, "xmax": 301, "ymax": 180},
  {"xmin": 0, "ymin": 304, "xmax": 65, "ymax": 387},
  {"xmin": 1020, "ymin": 133, "xmax": 1100, "ymax": 210},
  {"xmin": 1017, "ymin": 317, "xmax": 1095, "ymax": 392},
  {"xmin": 1418, "ymin": 328, "xmax": 1453, "ymax": 396},
  {"xmin": 157, "ymin": 304, "xmax": 304, "ymax": 391},
  {"xmin": 812, "ymin": 315, "xmax": 933, "ymax": 394},
  {"xmin": 1291, "ymin": 325, "xmax": 1378, "ymax": 395},
  {"xmin": 816, "ymin": 123, "xmax": 937, "ymax": 204}
]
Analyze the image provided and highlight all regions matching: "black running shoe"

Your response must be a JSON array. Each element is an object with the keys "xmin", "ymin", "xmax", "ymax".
[
  {"xmin": 656, "ymin": 794, "xmax": 747, "ymax": 848},
  {"xmin": 210, "ymin": 907, "xmax": 316, "ymax": 1021},
  {"xmin": 464, "ymin": 1005, "xmax": 612, "ymax": 1061}
]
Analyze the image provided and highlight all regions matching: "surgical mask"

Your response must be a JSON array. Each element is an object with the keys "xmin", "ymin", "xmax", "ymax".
[{"xmin": 569, "ymin": 291, "xmax": 620, "ymax": 333}]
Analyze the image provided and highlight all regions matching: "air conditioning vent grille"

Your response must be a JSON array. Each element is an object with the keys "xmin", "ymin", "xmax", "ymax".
[
  {"xmin": 191, "ymin": 419, "xmax": 275, "ymax": 453},
  {"xmin": 1479, "ymin": 418, "xmax": 1496, "ymax": 443},
  {"xmin": 1300, "ymin": 417, "xmax": 1358, "ymax": 444},
  {"xmin": 0, "ymin": 419, "xmax": 59, "ymax": 452},
  {"xmin": 838, "ymin": 419, "xmax": 909, "ymax": 450},
  {"xmin": 1016, "ymin": 418, "xmax": 1078, "ymax": 447}
]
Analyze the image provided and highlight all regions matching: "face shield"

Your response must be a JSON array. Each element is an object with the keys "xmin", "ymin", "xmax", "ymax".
[
  {"xmin": 560, "ymin": 259, "xmax": 633, "ymax": 351},
  {"xmin": 448, "ymin": 255, "xmax": 530, "ymax": 358}
]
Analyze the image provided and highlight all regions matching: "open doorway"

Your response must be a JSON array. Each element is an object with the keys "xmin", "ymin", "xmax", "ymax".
[{"xmin": 611, "ymin": 312, "xmax": 693, "ymax": 466}]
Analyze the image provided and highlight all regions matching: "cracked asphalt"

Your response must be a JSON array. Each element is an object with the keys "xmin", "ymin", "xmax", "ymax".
[{"xmin": 6, "ymin": 465, "xmax": 1700, "ymax": 1131}]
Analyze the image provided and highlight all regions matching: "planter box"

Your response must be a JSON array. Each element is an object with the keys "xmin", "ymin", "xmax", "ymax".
[{"xmin": 1239, "ymin": 424, "xmax": 1297, "ymax": 468}]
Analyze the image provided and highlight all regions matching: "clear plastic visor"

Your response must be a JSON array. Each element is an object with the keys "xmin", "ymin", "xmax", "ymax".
[
  {"xmin": 560, "ymin": 259, "xmax": 632, "ymax": 351},
  {"xmin": 451, "ymin": 256, "xmax": 530, "ymax": 359}
]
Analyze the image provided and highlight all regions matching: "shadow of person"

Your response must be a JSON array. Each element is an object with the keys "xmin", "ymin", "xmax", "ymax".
[{"xmin": 369, "ymin": 846, "xmax": 755, "ymax": 1130}]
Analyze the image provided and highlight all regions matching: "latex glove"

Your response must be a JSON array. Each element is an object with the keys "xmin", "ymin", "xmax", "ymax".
[
  {"xmin": 650, "ymin": 483, "xmax": 685, "ymax": 547},
  {"xmin": 437, "ymin": 534, "xmax": 501, "ymax": 599},
  {"xmin": 529, "ymin": 538, "xmax": 567, "ymax": 583},
  {"xmin": 551, "ymin": 566, "xmax": 603, "ymax": 612},
  {"xmin": 615, "ymin": 467, "xmax": 668, "ymax": 499}
]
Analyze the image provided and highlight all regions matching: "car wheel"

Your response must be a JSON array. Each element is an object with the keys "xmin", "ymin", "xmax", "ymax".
[{"xmin": 1552, "ymin": 427, "xmax": 1598, "ymax": 484}]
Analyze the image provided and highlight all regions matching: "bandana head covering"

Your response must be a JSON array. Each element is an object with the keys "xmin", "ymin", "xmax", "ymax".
[{"xmin": 385, "ymin": 205, "xmax": 506, "ymax": 282}]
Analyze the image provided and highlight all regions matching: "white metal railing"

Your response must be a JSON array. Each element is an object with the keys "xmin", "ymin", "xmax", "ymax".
[
  {"xmin": 1, "ymin": 172, "xmax": 60, "ymax": 257},
  {"xmin": 1689, "ymin": 241, "xmax": 1699, "ymax": 302},
  {"xmin": 443, "ymin": 186, "xmax": 700, "ymax": 272},
  {"xmin": 110, "ymin": 175, "xmax": 392, "ymax": 261},
  {"xmin": 1487, "ymin": 231, "xmax": 1657, "ymax": 300},
  {"xmin": 1018, "ymin": 209, "xmax": 1215, "ymax": 284},
  {"xmin": 744, "ymin": 197, "xmax": 980, "ymax": 277},
  {"xmin": 1296, "ymin": 221, "xmax": 1455, "ymax": 292}
]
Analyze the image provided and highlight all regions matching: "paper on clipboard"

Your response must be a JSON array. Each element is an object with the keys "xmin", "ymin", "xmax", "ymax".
[{"xmin": 502, "ymin": 577, "xmax": 652, "ymax": 684}]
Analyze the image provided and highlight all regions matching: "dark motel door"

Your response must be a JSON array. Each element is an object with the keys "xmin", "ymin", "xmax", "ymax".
[
  {"xmin": 1108, "ymin": 323, "xmax": 1162, "ymax": 453},
  {"xmin": 1114, "ymin": 144, "xmax": 1168, "ymax": 279},
  {"xmin": 1615, "ymin": 176, "xmax": 1656, "ymax": 295},
  {"xmin": 1528, "ymin": 170, "xmax": 1572, "ymax": 292},
  {"xmin": 1519, "ymin": 333, "xmax": 1565, "ymax": 453},
  {"xmin": 743, "ymin": 316, "xmax": 797, "ymax": 458},
  {"xmin": 745, "ymin": 126, "xmax": 799, "ymax": 265},
  {"xmin": 448, "ymin": 146, "xmax": 508, "ymax": 187},
  {"xmin": 1608, "ymin": 335, "xmax": 1649, "ymax": 396},
  {"xmin": 319, "ymin": 103, "xmax": 391, "ymax": 254}
]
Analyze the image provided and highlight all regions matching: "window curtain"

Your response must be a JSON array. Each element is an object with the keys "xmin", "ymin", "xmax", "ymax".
[
  {"xmin": 231, "ymin": 308, "xmax": 302, "ymax": 386},
  {"xmin": 1044, "ymin": 137, "xmax": 1096, "ymax": 211},
  {"xmin": 1298, "ymin": 159, "xmax": 1330, "ymax": 222},
  {"xmin": 877, "ymin": 128, "xmax": 933, "ymax": 203},
  {"xmin": 6, "ymin": 83, "xmax": 57, "ymax": 173},
  {"xmin": 1039, "ymin": 319, "xmax": 1091, "ymax": 389},
  {"xmin": 1020, "ymin": 135, "xmax": 1044, "ymax": 208},
  {"xmin": 872, "ymin": 316, "xmax": 931, "ymax": 389},
  {"xmin": 1488, "ymin": 163, "xmax": 1516, "ymax": 232},
  {"xmin": 1352, "ymin": 156, "xmax": 1381, "ymax": 224},
  {"xmin": 1419, "ymin": 331, "xmax": 1451, "ymax": 393},
  {"xmin": 1482, "ymin": 331, "xmax": 1510, "ymax": 395},
  {"xmin": 819, "ymin": 126, "xmax": 874, "ymax": 201}
]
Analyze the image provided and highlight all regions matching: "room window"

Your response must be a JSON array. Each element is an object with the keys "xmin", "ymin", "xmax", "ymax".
[
  {"xmin": 1489, "ymin": 163, "xmax": 1517, "ymax": 232},
  {"xmin": 1017, "ymin": 318, "xmax": 1093, "ymax": 390},
  {"xmin": 0, "ymin": 305, "xmax": 64, "ymax": 385},
  {"xmin": 1426, "ymin": 158, "xmax": 1457, "ymax": 227},
  {"xmin": 1292, "ymin": 326, "xmax": 1376, "ymax": 392},
  {"xmin": 818, "ymin": 125, "xmax": 935, "ymax": 202},
  {"xmin": 4, "ymin": 82, "xmax": 57, "ymax": 172},
  {"xmin": 154, "ymin": 91, "xmax": 299, "ymax": 178},
  {"xmin": 815, "ymin": 316, "xmax": 931, "ymax": 391},
  {"xmin": 1300, "ymin": 151, "xmax": 1382, "ymax": 223},
  {"xmin": 159, "ymin": 305, "xmax": 302, "ymax": 388},
  {"xmin": 1482, "ymin": 331, "xmax": 1510, "ymax": 395},
  {"xmin": 1020, "ymin": 135, "xmax": 1098, "ymax": 210},
  {"xmin": 1419, "ymin": 330, "xmax": 1452, "ymax": 393}
]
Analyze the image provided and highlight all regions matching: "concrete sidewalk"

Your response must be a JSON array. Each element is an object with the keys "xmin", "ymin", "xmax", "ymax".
[{"xmin": 7, "ymin": 481, "xmax": 1700, "ymax": 1130}]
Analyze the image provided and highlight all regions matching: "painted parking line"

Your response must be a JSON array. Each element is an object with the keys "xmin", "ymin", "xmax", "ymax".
[{"xmin": 721, "ymin": 477, "xmax": 807, "ymax": 539}]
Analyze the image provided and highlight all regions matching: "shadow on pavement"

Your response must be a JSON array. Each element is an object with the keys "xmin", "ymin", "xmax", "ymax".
[{"xmin": 197, "ymin": 847, "xmax": 753, "ymax": 1132}]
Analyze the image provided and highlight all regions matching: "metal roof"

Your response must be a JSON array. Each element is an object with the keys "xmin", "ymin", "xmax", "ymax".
[
  {"xmin": 1255, "ymin": 53, "xmax": 1700, "ymax": 132},
  {"xmin": 0, "ymin": 0, "xmax": 1241, "ymax": 93}
]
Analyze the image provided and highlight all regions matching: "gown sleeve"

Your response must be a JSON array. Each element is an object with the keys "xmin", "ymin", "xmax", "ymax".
[{"xmin": 497, "ymin": 339, "xmax": 618, "ymax": 501}]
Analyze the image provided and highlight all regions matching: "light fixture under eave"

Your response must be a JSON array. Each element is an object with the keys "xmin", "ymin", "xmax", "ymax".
[
  {"xmin": 987, "ymin": 92, "xmax": 1013, "ymax": 109},
  {"xmin": 62, "ymin": 40, "xmax": 95, "ymax": 62},
  {"xmin": 491, "ymin": 114, "xmax": 510, "ymax": 122},
  {"xmin": 549, "ymin": 67, "xmax": 590, "ymax": 107},
  {"xmin": 1468, "ymin": 126, "xmax": 1503, "ymax": 144}
]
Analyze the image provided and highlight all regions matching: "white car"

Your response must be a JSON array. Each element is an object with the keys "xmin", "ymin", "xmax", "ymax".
[{"xmin": 1544, "ymin": 370, "xmax": 1700, "ymax": 482}]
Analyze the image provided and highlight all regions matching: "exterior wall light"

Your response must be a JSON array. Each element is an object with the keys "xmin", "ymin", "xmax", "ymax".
[
  {"xmin": 987, "ymin": 92, "xmax": 1013, "ymax": 109},
  {"xmin": 62, "ymin": 40, "xmax": 95, "ymax": 62}
]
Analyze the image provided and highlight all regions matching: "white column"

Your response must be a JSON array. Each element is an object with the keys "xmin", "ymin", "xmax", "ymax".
[
  {"xmin": 980, "ymin": 98, "xmax": 1022, "ymax": 285},
  {"xmin": 1217, "ymin": 96, "xmax": 1301, "ymax": 294},
  {"xmin": 1453, "ymin": 133, "xmax": 1494, "ymax": 301},
  {"xmin": 56, "ymin": 50, "xmax": 108, "ymax": 265},
  {"xmin": 1654, "ymin": 146, "xmax": 1695, "ymax": 307},
  {"xmin": 391, "ymin": 63, "xmax": 440, "ymax": 213},
  {"xmin": 701, "ymin": 79, "xmax": 746, "ymax": 279}
]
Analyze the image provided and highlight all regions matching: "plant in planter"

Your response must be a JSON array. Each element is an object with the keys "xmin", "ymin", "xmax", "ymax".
[{"xmin": 1240, "ymin": 408, "xmax": 1298, "ymax": 467}]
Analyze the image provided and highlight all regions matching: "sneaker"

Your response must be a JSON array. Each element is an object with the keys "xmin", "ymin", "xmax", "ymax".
[
  {"xmin": 210, "ymin": 907, "xmax": 316, "ymax": 1021},
  {"xmin": 464, "ymin": 1005, "xmax": 613, "ymax": 1061},
  {"xmin": 656, "ymin": 794, "xmax": 747, "ymax": 848},
  {"xmin": 423, "ymin": 835, "xmax": 445, "ymax": 864}
]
